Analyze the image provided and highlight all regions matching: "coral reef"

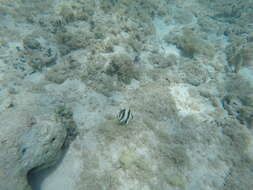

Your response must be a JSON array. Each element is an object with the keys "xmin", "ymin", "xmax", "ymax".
[
  {"xmin": 22, "ymin": 34, "xmax": 58, "ymax": 71},
  {"xmin": 164, "ymin": 28, "xmax": 215, "ymax": 58},
  {"xmin": 105, "ymin": 53, "xmax": 140, "ymax": 84},
  {"xmin": 0, "ymin": 0, "xmax": 253, "ymax": 189},
  {"xmin": 226, "ymin": 42, "xmax": 253, "ymax": 72},
  {"xmin": 223, "ymin": 74, "xmax": 253, "ymax": 128}
]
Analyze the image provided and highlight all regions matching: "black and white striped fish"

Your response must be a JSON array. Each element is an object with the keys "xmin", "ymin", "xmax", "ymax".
[{"xmin": 117, "ymin": 108, "xmax": 133, "ymax": 125}]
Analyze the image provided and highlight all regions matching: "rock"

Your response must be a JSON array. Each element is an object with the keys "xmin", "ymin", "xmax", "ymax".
[
  {"xmin": 22, "ymin": 34, "xmax": 58, "ymax": 71},
  {"xmin": 23, "ymin": 35, "xmax": 41, "ymax": 50},
  {"xmin": 0, "ymin": 91, "xmax": 74, "ymax": 190},
  {"xmin": 105, "ymin": 53, "xmax": 140, "ymax": 84},
  {"xmin": 164, "ymin": 28, "xmax": 215, "ymax": 58}
]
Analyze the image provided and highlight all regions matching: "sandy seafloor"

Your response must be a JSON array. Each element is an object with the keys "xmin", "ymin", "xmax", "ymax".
[{"xmin": 0, "ymin": 0, "xmax": 253, "ymax": 190}]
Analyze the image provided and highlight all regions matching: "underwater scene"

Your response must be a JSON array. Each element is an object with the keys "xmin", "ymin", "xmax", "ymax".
[{"xmin": 0, "ymin": 0, "xmax": 253, "ymax": 190}]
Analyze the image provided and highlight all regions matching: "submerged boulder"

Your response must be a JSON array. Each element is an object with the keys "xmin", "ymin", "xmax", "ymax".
[{"xmin": 0, "ymin": 91, "xmax": 76, "ymax": 190}]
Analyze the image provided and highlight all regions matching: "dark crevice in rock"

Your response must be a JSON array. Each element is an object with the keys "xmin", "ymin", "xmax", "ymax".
[{"xmin": 27, "ymin": 148, "xmax": 67, "ymax": 190}]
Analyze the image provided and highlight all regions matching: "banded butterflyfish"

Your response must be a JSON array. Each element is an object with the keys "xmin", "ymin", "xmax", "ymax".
[{"xmin": 117, "ymin": 108, "xmax": 133, "ymax": 125}]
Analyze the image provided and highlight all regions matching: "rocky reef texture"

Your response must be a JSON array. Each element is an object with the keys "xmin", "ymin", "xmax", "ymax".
[
  {"xmin": 0, "ymin": 0, "xmax": 253, "ymax": 190},
  {"xmin": 0, "ymin": 88, "xmax": 77, "ymax": 190}
]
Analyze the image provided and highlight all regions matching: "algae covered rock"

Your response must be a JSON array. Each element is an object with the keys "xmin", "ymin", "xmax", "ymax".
[
  {"xmin": 223, "ymin": 95, "xmax": 253, "ymax": 128},
  {"xmin": 105, "ymin": 53, "xmax": 140, "ymax": 84},
  {"xmin": 224, "ymin": 73, "xmax": 253, "ymax": 128},
  {"xmin": 226, "ymin": 42, "xmax": 253, "ymax": 73},
  {"xmin": 164, "ymin": 28, "xmax": 215, "ymax": 58},
  {"xmin": 131, "ymin": 82, "xmax": 179, "ymax": 121},
  {"xmin": 179, "ymin": 60, "xmax": 208, "ymax": 86},
  {"xmin": 166, "ymin": 174, "xmax": 186, "ymax": 189},
  {"xmin": 0, "ymin": 91, "xmax": 76, "ymax": 190},
  {"xmin": 22, "ymin": 34, "xmax": 58, "ymax": 71},
  {"xmin": 119, "ymin": 149, "xmax": 139, "ymax": 170}
]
